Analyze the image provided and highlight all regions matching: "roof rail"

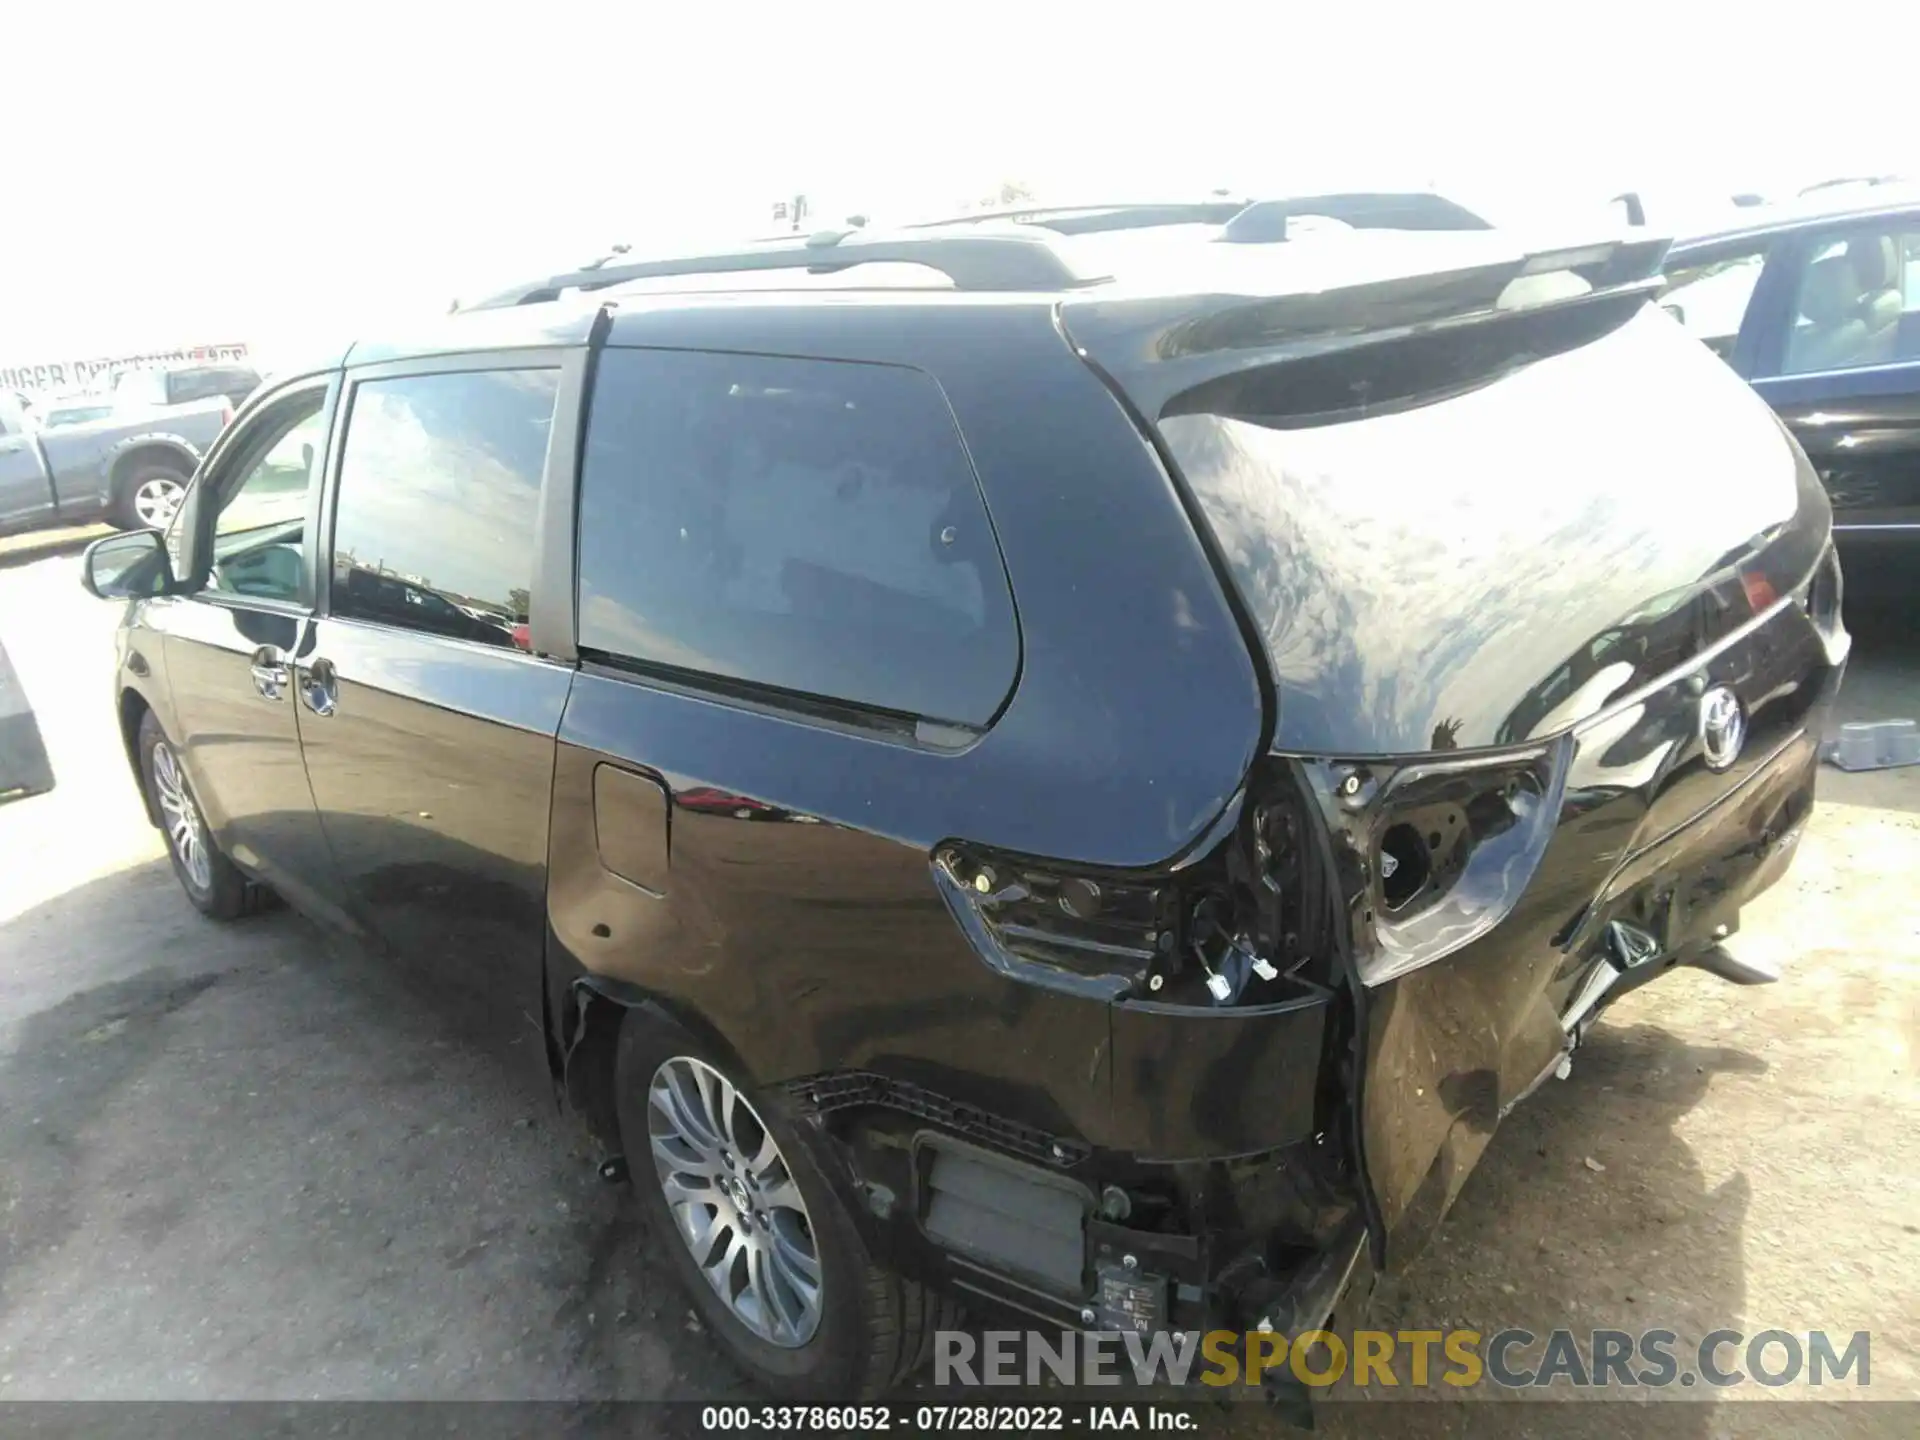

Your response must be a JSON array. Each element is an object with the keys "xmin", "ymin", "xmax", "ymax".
[
  {"xmin": 462, "ymin": 226, "xmax": 1106, "ymax": 309},
  {"xmin": 904, "ymin": 193, "xmax": 1495, "ymax": 242},
  {"xmin": 903, "ymin": 201, "xmax": 1252, "ymax": 235}
]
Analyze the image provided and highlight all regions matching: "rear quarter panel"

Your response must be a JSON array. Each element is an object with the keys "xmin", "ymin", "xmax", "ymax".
[{"xmin": 552, "ymin": 299, "xmax": 1267, "ymax": 1153}]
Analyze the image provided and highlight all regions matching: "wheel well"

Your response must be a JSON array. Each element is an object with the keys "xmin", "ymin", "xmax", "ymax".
[
  {"xmin": 109, "ymin": 444, "xmax": 195, "ymax": 497},
  {"xmin": 561, "ymin": 979, "xmax": 758, "ymax": 1154},
  {"xmin": 563, "ymin": 983, "xmax": 627, "ymax": 1150},
  {"xmin": 118, "ymin": 689, "xmax": 159, "ymax": 827}
]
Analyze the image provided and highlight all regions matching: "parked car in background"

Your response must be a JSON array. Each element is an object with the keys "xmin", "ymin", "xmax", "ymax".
[
  {"xmin": 0, "ymin": 387, "xmax": 232, "ymax": 535},
  {"xmin": 1658, "ymin": 186, "xmax": 1920, "ymax": 553},
  {"xmin": 113, "ymin": 361, "xmax": 261, "ymax": 414},
  {"xmin": 79, "ymin": 207, "xmax": 1845, "ymax": 1403}
]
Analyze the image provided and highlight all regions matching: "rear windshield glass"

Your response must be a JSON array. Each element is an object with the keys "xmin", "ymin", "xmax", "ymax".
[{"xmin": 577, "ymin": 348, "xmax": 1018, "ymax": 727}]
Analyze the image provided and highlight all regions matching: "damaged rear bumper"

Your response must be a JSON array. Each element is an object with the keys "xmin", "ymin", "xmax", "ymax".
[
  {"xmin": 1333, "ymin": 575, "xmax": 1845, "ymax": 1269},
  {"xmin": 787, "ymin": 572, "xmax": 1844, "ymax": 1346}
]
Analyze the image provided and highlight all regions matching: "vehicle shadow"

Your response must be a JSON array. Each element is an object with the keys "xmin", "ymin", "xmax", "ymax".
[
  {"xmin": 0, "ymin": 855, "xmax": 718, "ymax": 1404},
  {"xmin": 1306, "ymin": 1016, "xmax": 1762, "ymax": 1437},
  {"xmin": 0, "ymin": 855, "xmax": 1843, "ymax": 1429},
  {"xmin": 0, "ymin": 527, "xmax": 106, "ymax": 572}
]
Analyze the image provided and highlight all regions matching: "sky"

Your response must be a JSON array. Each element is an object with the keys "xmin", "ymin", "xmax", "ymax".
[{"xmin": 2, "ymin": 0, "xmax": 1909, "ymax": 369}]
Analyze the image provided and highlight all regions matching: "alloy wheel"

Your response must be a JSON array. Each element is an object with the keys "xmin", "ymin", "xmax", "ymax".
[
  {"xmin": 152, "ymin": 740, "xmax": 212, "ymax": 892},
  {"xmin": 647, "ymin": 1055, "xmax": 823, "ymax": 1347},
  {"xmin": 133, "ymin": 476, "xmax": 185, "ymax": 529}
]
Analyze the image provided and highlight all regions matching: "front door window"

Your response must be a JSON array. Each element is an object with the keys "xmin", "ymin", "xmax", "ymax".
[{"xmin": 206, "ymin": 399, "xmax": 326, "ymax": 602}]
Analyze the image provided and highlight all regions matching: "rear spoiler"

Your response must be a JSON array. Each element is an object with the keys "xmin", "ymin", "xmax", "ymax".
[{"xmin": 1062, "ymin": 232, "xmax": 1675, "ymax": 422}]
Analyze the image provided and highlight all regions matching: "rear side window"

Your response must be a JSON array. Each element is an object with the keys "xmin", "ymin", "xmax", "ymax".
[
  {"xmin": 171, "ymin": 366, "xmax": 259, "ymax": 404},
  {"xmin": 1775, "ymin": 227, "xmax": 1920, "ymax": 375},
  {"xmin": 328, "ymin": 368, "xmax": 559, "ymax": 650},
  {"xmin": 577, "ymin": 349, "xmax": 1018, "ymax": 727}
]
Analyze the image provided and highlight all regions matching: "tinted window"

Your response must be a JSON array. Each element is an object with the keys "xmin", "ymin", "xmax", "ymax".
[
  {"xmin": 329, "ymin": 368, "xmax": 558, "ymax": 650},
  {"xmin": 1776, "ymin": 226, "xmax": 1920, "ymax": 375},
  {"xmin": 578, "ymin": 349, "xmax": 1017, "ymax": 726},
  {"xmin": 208, "ymin": 394, "xmax": 327, "ymax": 603},
  {"xmin": 171, "ymin": 367, "xmax": 258, "ymax": 404}
]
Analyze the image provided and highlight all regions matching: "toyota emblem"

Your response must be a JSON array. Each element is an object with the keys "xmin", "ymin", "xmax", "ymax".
[{"xmin": 1698, "ymin": 686, "xmax": 1746, "ymax": 771}]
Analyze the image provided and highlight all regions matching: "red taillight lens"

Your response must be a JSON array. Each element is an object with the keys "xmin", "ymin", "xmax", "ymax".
[{"xmin": 1741, "ymin": 568, "xmax": 1778, "ymax": 614}]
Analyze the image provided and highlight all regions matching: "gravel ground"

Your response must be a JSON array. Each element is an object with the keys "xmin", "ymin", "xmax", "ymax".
[{"xmin": 0, "ymin": 530, "xmax": 1914, "ymax": 1437}]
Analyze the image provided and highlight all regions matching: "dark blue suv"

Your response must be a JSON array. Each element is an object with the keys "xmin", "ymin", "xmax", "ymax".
[{"xmin": 1659, "ymin": 186, "xmax": 1920, "ymax": 552}]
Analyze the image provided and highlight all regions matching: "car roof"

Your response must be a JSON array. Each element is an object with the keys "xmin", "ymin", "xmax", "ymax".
[
  {"xmin": 296, "ymin": 198, "xmax": 1667, "ymax": 374},
  {"xmin": 1668, "ymin": 184, "xmax": 1920, "ymax": 253}
]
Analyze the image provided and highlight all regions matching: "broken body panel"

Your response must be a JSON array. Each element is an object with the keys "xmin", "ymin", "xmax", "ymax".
[{"xmin": 549, "ymin": 270, "xmax": 1843, "ymax": 1347}]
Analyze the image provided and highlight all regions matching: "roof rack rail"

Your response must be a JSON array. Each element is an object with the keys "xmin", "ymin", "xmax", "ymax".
[
  {"xmin": 903, "ymin": 200, "xmax": 1253, "ymax": 235},
  {"xmin": 462, "ymin": 226, "xmax": 1106, "ymax": 310},
  {"xmin": 904, "ymin": 193, "xmax": 1495, "ymax": 242}
]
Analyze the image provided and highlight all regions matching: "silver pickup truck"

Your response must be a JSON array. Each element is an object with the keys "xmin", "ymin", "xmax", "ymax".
[{"xmin": 0, "ymin": 389, "xmax": 231, "ymax": 536}]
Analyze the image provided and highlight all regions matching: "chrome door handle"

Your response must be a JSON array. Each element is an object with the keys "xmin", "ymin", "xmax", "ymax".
[
  {"xmin": 300, "ymin": 657, "xmax": 338, "ymax": 718},
  {"xmin": 248, "ymin": 647, "xmax": 289, "ymax": 702}
]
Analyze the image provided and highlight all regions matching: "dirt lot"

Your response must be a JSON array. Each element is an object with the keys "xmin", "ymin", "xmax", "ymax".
[{"xmin": 0, "ymin": 528, "xmax": 1914, "ymax": 1435}]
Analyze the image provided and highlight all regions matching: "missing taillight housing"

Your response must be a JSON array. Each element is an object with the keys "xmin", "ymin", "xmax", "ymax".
[
  {"xmin": 1798, "ymin": 547, "xmax": 1845, "ymax": 652},
  {"xmin": 1377, "ymin": 824, "xmax": 1429, "ymax": 909},
  {"xmin": 933, "ymin": 762, "xmax": 1341, "ymax": 1008},
  {"xmin": 1302, "ymin": 741, "xmax": 1569, "ymax": 987},
  {"xmin": 932, "ymin": 847, "xmax": 1172, "ymax": 1001}
]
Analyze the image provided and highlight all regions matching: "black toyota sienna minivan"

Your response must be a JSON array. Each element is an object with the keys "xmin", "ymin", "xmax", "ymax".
[{"xmin": 82, "ymin": 203, "xmax": 1848, "ymax": 1401}]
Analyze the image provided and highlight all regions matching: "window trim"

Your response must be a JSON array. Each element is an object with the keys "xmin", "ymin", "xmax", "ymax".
[
  {"xmin": 316, "ymin": 347, "xmax": 580, "ymax": 657},
  {"xmin": 530, "ymin": 342, "xmax": 595, "ymax": 662},
  {"xmin": 178, "ymin": 372, "xmax": 339, "ymax": 614}
]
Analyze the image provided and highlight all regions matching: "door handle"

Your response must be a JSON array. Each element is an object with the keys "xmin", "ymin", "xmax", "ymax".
[
  {"xmin": 248, "ymin": 647, "xmax": 289, "ymax": 702},
  {"xmin": 300, "ymin": 657, "xmax": 338, "ymax": 718}
]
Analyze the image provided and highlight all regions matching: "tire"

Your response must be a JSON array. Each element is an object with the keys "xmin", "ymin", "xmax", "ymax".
[
  {"xmin": 112, "ymin": 459, "xmax": 191, "ymax": 531},
  {"xmin": 615, "ymin": 1011, "xmax": 956, "ymax": 1401},
  {"xmin": 137, "ymin": 710, "xmax": 263, "ymax": 920}
]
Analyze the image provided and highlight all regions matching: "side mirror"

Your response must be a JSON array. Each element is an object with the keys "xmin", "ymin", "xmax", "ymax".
[
  {"xmin": 81, "ymin": 528, "xmax": 177, "ymax": 600},
  {"xmin": 301, "ymin": 442, "xmax": 314, "ymax": 473}
]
